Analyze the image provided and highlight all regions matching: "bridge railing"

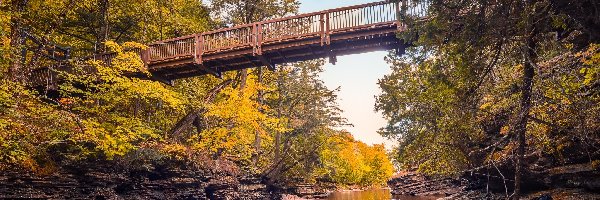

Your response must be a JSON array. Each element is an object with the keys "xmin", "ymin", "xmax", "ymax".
[
  {"xmin": 147, "ymin": 35, "xmax": 196, "ymax": 63},
  {"xmin": 144, "ymin": 0, "xmax": 422, "ymax": 64},
  {"xmin": 30, "ymin": 0, "xmax": 432, "ymax": 87},
  {"xmin": 202, "ymin": 24, "xmax": 255, "ymax": 53},
  {"xmin": 328, "ymin": 1, "xmax": 397, "ymax": 32}
]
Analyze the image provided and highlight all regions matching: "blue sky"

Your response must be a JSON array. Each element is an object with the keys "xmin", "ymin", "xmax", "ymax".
[{"xmin": 299, "ymin": 0, "xmax": 395, "ymax": 148}]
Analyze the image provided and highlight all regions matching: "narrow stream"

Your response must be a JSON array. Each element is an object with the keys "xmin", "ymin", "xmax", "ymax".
[{"xmin": 326, "ymin": 188, "xmax": 443, "ymax": 200}]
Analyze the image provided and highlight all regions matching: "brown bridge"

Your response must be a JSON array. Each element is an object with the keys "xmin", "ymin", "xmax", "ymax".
[{"xmin": 29, "ymin": 0, "xmax": 428, "ymax": 87}]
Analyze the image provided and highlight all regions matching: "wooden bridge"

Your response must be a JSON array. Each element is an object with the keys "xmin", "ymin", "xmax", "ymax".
[{"xmin": 28, "ymin": 0, "xmax": 428, "ymax": 87}]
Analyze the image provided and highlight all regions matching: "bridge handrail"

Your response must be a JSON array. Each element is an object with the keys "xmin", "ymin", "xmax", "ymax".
[
  {"xmin": 29, "ymin": 0, "xmax": 431, "ymax": 87},
  {"xmin": 148, "ymin": 1, "xmax": 406, "ymax": 62}
]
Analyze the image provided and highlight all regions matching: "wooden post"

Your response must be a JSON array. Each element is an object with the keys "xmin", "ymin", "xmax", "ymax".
[
  {"xmin": 325, "ymin": 13, "xmax": 331, "ymax": 45},
  {"xmin": 141, "ymin": 48, "xmax": 150, "ymax": 67},
  {"xmin": 320, "ymin": 14, "xmax": 325, "ymax": 46},
  {"xmin": 257, "ymin": 23, "xmax": 263, "ymax": 55},
  {"xmin": 252, "ymin": 23, "xmax": 258, "ymax": 55},
  {"xmin": 194, "ymin": 34, "xmax": 203, "ymax": 64}
]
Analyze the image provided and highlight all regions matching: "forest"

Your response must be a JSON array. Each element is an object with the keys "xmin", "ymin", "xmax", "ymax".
[
  {"xmin": 1, "ymin": 0, "xmax": 600, "ymax": 199},
  {"xmin": 376, "ymin": 0, "xmax": 600, "ymax": 198},
  {"xmin": 0, "ymin": 0, "xmax": 393, "ymax": 193}
]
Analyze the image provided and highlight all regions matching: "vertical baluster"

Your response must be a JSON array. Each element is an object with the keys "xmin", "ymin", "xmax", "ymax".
[
  {"xmin": 294, "ymin": 18, "xmax": 302, "ymax": 35},
  {"xmin": 336, "ymin": 11, "xmax": 340, "ymax": 29},
  {"xmin": 387, "ymin": 3, "xmax": 390, "ymax": 21},
  {"xmin": 347, "ymin": 10, "xmax": 351, "ymax": 28},
  {"xmin": 382, "ymin": 4, "xmax": 386, "ymax": 22},
  {"xmin": 338, "ymin": 11, "xmax": 341, "ymax": 29},
  {"xmin": 338, "ymin": 11, "xmax": 344, "ymax": 29},
  {"xmin": 291, "ymin": 19, "xmax": 294, "ymax": 36},
  {"xmin": 379, "ymin": 4, "xmax": 383, "ymax": 22},
  {"xmin": 169, "ymin": 43, "xmax": 173, "ymax": 58},
  {"xmin": 392, "ymin": 3, "xmax": 395, "ymax": 21},
  {"xmin": 360, "ymin": 7, "xmax": 364, "ymax": 26},
  {"xmin": 159, "ymin": 45, "xmax": 162, "ymax": 59},
  {"xmin": 374, "ymin": 5, "xmax": 378, "ymax": 23},
  {"xmin": 345, "ymin": 10, "xmax": 348, "ymax": 28},
  {"xmin": 331, "ymin": 12, "xmax": 335, "ymax": 30},
  {"xmin": 166, "ymin": 43, "xmax": 170, "ymax": 58},
  {"xmin": 356, "ymin": 8, "xmax": 359, "ymax": 26},
  {"xmin": 351, "ymin": 9, "xmax": 354, "ymax": 27},
  {"xmin": 373, "ymin": 5, "xmax": 383, "ymax": 23},
  {"xmin": 372, "ymin": 5, "xmax": 376, "ymax": 24}
]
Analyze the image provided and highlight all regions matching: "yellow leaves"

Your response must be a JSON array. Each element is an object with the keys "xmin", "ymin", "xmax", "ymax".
[
  {"xmin": 320, "ymin": 133, "xmax": 394, "ymax": 187},
  {"xmin": 578, "ymin": 44, "xmax": 600, "ymax": 86},
  {"xmin": 160, "ymin": 143, "xmax": 189, "ymax": 160},
  {"xmin": 192, "ymin": 73, "xmax": 287, "ymax": 163},
  {"xmin": 500, "ymin": 126, "xmax": 510, "ymax": 135},
  {"xmin": 74, "ymin": 118, "xmax": 160, "ymax": 159},
  {"xmin": 479, "ymin": 102, "xmax": 492, "ymax": 110}
]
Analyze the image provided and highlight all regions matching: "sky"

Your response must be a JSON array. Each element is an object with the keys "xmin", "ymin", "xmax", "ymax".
[{"xmin": 298, "ymin": 0, "xmax": 396, "ymax": 148}]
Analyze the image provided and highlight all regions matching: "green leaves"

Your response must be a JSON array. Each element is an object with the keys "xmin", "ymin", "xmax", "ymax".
[{"xmin": 55, "ymin": 42, "xmax": 184, "ymax": 159}]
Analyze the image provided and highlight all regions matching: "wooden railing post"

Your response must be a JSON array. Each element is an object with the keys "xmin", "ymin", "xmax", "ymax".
[
  {"xmin": 252, "ymin": 23, "xmax": 257, "ymax": 55},
  {"xmin": 194, "ymin": 34, "xmax": 203, "ymax": 64},
  {"xmin": 320, "ymin": 13, "xmax": 325, "ymax": 46},
  {"xmin": 256, "ymin": 22, "xmax": 263, "ymax": 55},
  {"xmin": 325, "ymin": 12, "xmax": 331, "ymax": 45},
  {"xmin": 141, "ymin": 48, "xmax": 150, "ymax": 67}
]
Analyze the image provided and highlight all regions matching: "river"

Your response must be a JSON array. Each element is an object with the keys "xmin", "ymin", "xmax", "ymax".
[{"xmin": 326, "ymin": 188, "xmax": 443, "ymax": 200}]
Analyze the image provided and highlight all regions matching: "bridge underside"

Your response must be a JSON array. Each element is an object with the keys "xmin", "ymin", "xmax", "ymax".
[{"xmin": 149, "ymin": 23, "xmax": 407, "ymax": 80}]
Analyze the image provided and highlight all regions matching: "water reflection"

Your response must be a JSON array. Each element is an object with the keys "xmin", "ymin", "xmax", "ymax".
[{"xmin": 326, "ymin": 189, "xmax": 442, "ymax": 200}]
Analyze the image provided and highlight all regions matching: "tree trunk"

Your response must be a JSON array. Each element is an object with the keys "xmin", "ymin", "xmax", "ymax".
[
  {"xmin": 514, "ymin": 1, "xmax": 537, "ymax": 197},
  {"xmin": 252, "ymin": 66, "xmax": 264, "ymax": 164},
  {"xmin": 274, "ymin": 70, "xmax": 284, "ymax": 166},
  {"xmin": 8, "ymin": 0, "xmax": 28, "ymax": 82},
  {"xmin": 168, "ymin": 79, "xmax": 233, "ymax": 140},
  {"xmin": 96, "ymin": 0, "xmax": 109, "ymax": 52}
]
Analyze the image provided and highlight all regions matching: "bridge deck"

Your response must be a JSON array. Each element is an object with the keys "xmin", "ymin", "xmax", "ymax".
[{"xmin": 29, "ymin": 1, "xmax": 428, "ymax": 87}]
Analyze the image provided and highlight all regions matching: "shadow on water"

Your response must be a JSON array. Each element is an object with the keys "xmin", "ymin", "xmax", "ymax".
[{"xmin": 326, "ymin": 188, "xmax": 443, "ymax": 200}]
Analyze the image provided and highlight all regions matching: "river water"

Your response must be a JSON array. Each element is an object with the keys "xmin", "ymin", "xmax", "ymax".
[{"xmin": 326, "ymin": 188, "xmax": 443, "ymax": 200}]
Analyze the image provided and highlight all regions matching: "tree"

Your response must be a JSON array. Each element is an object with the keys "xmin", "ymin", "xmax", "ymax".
[
  {"xmin": 377, "ymin": 0, "xmax": 599, "ymax": 197},
  {"xmin": 206, "ymin": 0, "xmax": 299, "ymax": 165}
]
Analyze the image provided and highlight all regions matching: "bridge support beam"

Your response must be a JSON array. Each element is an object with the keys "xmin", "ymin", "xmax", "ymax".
[
  {"xmin": 328, "ymin": 53, "xmax": 337, "ymax": 65},
  {"xmin": 326, "ymin": 46, "xmax": 337, "ymax": 65},
  {"xmin": 257, "ymin": 55, "xmax": 276, "ymax": 71}
]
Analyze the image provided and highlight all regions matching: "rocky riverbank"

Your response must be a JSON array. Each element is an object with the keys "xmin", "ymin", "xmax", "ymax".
[
  {"xmin": 0, "ymin": 157, "xmax": 278, "ymax": 199},
  {"xmin": 388, "ymin": 162, "xmax": 600, "ymax": 200}
]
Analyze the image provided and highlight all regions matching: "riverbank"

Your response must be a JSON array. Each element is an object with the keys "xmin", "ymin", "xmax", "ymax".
[
  {"xmin": 388, "ymin": 162, "xmax": 600, "ymax": 200},
  {"xmin": 0, "ymin": 157, "xmax": 279, "ymax": 199}
]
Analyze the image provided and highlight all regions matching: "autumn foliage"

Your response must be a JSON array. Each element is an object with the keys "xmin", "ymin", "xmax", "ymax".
[{"xmin": 0, "ymin": 0, "xmax": 393, "ymax": 188}]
